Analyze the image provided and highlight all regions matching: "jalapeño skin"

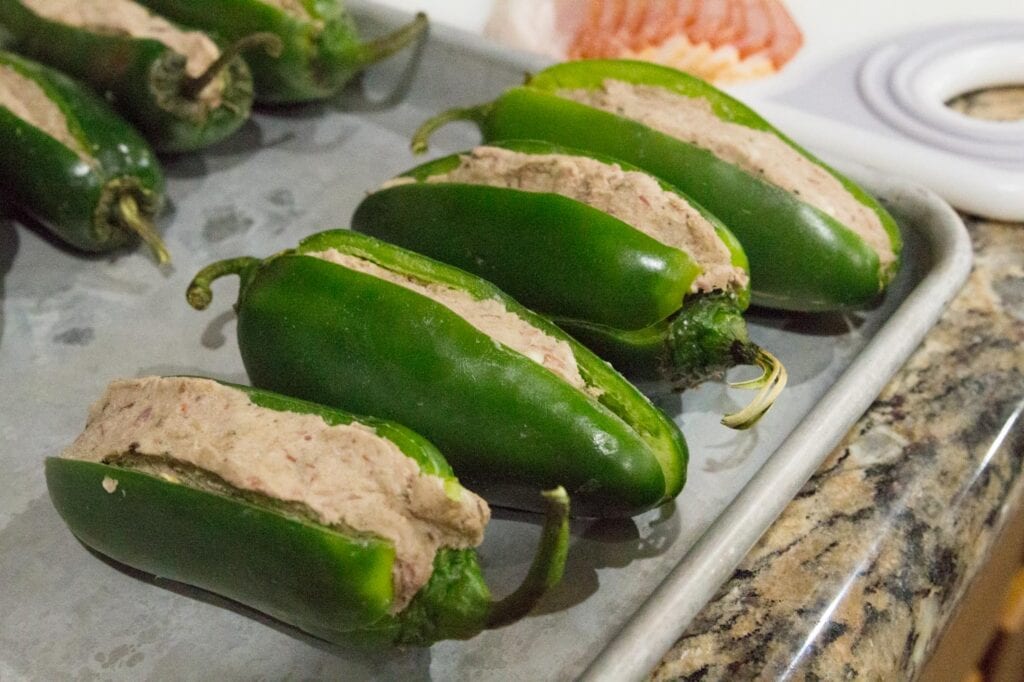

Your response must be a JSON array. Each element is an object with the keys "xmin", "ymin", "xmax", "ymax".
[
  {"xmin": 0, "ymin": 0, "xmax": 273, "ymax": 152},
  {"xmin": 47, "ymin": 379, "xmax": 571, "ymax": 646},
  {"xmin": 188, "ymin": 231, "xmax": 689, "ymax": 517},
  {"xmin": 353, "ymin": 141, "xmax": 785, "ymax": 427},
  {"xmin": 412, "ymin": 59, "xmax": 903, "ymax": 313},
  {"xmin": 133, "ymin": 0, "xmax": 428, "ymax": 103},
  {"xmin": 0, "ymin": 51, "xmax": 168, "ymax": 262}
]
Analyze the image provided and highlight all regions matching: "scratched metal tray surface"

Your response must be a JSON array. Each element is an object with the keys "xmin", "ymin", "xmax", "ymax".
[{"xmin": 0, "ymin": 4, "xmax": 972, "ymax": 680}]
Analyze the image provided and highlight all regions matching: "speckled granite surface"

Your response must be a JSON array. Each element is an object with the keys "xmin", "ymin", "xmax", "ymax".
[
  {"xmin": 651, "ymin": 217, "xmax": 1024, "ymax": 681},
  {"xmin": 947, "ymin": 86, "xmax": 1024, "ymax": 122}
]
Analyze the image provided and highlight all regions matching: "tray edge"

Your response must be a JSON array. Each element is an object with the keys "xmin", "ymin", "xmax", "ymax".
[{"xmin": 581, "ymin": 175, "xmax": 973, "ymax": 682}]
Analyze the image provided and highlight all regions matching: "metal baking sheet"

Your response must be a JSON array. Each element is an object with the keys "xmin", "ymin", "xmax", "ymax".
[{"xmin": 0, "ymin": 4, "xmax": 972, "ymax": 680}]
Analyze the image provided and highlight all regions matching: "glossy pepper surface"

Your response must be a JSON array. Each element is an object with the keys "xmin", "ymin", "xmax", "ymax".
[
  {"xmin": 0, "ymin": 51, "xmax": 168, "ymax": 262},
  {"xmin": 412, "ymin": 59, "xmax": 903, "ymax": 312},
  {"xmin": 353, "ymin": 141, "xmax": 784, "ymax": 428},
  {"xmin": 47, "ymin": 379, "xmax": 571, "ymax": 646},
  {"xmin": 133, "ymin": 0, "xmax": 428, "ymax": 103},
  {"xmin": 187, "ymin": 230, "xmax": 687, "ymax": 517},
  {"xmin": 0, "ymin": 0, "xmax": 276, "ymax": 152}
]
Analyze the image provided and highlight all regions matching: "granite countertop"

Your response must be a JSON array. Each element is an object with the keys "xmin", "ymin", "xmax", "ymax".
[{"xmin": 651, "ymin": 92, "xmax": 1024, "ymax": 680}]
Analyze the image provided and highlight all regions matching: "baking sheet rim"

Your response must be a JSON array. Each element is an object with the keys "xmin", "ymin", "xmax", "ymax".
[{"xmin": 582, "ymin": 174, "xmax": 973, "ymax": 681}]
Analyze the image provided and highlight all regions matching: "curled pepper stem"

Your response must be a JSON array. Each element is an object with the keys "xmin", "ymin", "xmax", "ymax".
[
  {"xmin": 117, "ymin": 195, "xmax": 169, "ymax": 265},
  {"xmin": 411, "ymin": 103, "xmax": 490, "ymax": 154},
  {"xmin": 181, "ymin": 32, "xmax": 284, "ymax": 100},
  {"xmin": 721, "ymin": 349, "xmax": 787, "ymax": 430},
  {"xmin": 486, "ymin": 486, "xmax": 570, "ymax": 629},
  {"xmin": 187, "ymin": 257, "xmax": 261, "ymax": 310},
  {"xmin": 348, "ymin": 12, "xmax": 429, "ymax": 69}
]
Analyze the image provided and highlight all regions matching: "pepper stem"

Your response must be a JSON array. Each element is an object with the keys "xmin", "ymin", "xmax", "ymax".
[
  {"xmin": 486, "ymin": 487, "xmax": 570, "ymax": 628},
  {"xmin": 347, "ymin": 12, "xmax": 429, "ymax": 69},
  {"xmin": 411, "ymin": 104, "xmax": 490, "ymax": 154},
  {"xmin": 720, "ymin": 350, "xmax": 788, "ymax": 430},
  {"xmin": 180, "ymin": 33, "xmax": 284, "ymax": 100},
  {"xmin": 663, "ymin": 293, "xmax": 786, "ymax": 428},
  {"xmin": 117, "ymin": 195, "xmax": 170, "ymax": 265},
  {"xmin": 186, "ymin": 257, "xmax": 261, "ymax": 310}
]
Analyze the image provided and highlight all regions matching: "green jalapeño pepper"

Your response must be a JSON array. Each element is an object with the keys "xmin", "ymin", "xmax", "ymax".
[
  {"xmin": 132, "ymin": 0, "xmax": 428, "ymax": 103},
  {"xmin": 412, "ymin": 59, "xmax": 903, "ymax": 313},
  {"xmin": 48, "ymin": 376, "xmax": 570, "ymax": 646},
  {"xmin": 0, "ymin": 51, "xmax": 168, "ymax": 262},
  {"xmin": 187, "ymin": 230, "xmax": 687, "ymax": 517},
  {"xmin": 352, "ymin": 140, "xmax": 785, "ymax": 429},
  {"xmin": 0, "ymin": 0, "xmax": 281, "ymax": 153}
]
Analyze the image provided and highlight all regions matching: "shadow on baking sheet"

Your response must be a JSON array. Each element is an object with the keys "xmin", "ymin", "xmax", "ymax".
[
  {"xmin": 83, "ymin": 548, "xmax": 435, "ymax": 678},
  {"xmin": 0, "ymin": 218, "xmax": 17, "ymax": 348},
  {"xmin": 487, "ymin": 502, "xmax": 681, "ymax": 616},
  {"xmin": 161, "ymin": 119, "xmax": 295, "ymax": 181},
  {"xmin": 5, "ymin": 488, "xmax": 669, "ymax": 678},
  {"xmin": 0, "ymin": 496, "xmax": 433, "ymax": 678},
  {"xmin": 0, "ymin": 207, "xmax": 175, "ymax": 284}
]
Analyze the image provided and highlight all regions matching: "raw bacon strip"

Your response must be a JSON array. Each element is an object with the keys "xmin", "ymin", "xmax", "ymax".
[
  {"xmin": 710, "ymin": 0, "xmax": 743, "ymax": 49},
  {"xmin": 552, "ymin": 0, "xmax": 589, "ymax": 54},
  {"xmin": 733, "ymin": 0, "xmax": 773, "ymax": 58},
  {"xmin": 577, "ymin": 0, "xmax": 626, "ymax": 56},
  {"xmin": 597, "ymin": 0, "xmax": 629, "ymax": 54},
  {"xmin": 574, "ymin": 0, "xmax": 651, "ymax": 58},
  {"xmin": 601, "ymin": 0, "xmax": 628, "ymax": 34},
  {"xmin": 764, "ymin": 0, "xmax": 803, "ymax": 67},
  {"xmin": 633, "ymin": 0, "xmax": 673, "ymax": 50},
  {"xmin": 688, "ymin": 0, "xmax": 729, "ymax": 46},
  {"xmin": 611, "ymin": 0, "xmax": 649, "ymax": 53},
  {"xmin": 547, "ymin": 0, "xmax": 801, "ymax": 80},
  {"xmin": 567, "ymin": 0, "xmax": 603, "ymax": 58},
  {"xmin": 552, "ymin": 0, "xmax": 593, "ymax": 53},
  {"xmin": 674, "ymin": 0, "xmax": 701, "ymax": 33},
  {"xmin": 640, "ymin": 0, "xmax": 689, "ymax": 51}
]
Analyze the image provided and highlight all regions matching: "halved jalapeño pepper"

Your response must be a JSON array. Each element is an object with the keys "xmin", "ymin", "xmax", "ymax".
[
  {"xmin": 0, "ymin": 51, "xmax": 168, "ymax": 262},
  {"xmin": 413, "ymin": 59, "xmax": 903, "ymax": 312},
  {"xmin": 132, "ymin": 0, "xmax": 428, "ymax": 103},
  {"xmin": 353, "ymin": 141, "xmax": 785, "ymax": 428},
  {"xmin": 187, "ymin": 230, "xmax": 687, "ymax": 517},
  {"xmin": 0, "ymin": 0, "xmax": 279, "ymax": 152},
  {"xmin": 48, "ymin": 376, "xmax": 570, "ymax": 646}
]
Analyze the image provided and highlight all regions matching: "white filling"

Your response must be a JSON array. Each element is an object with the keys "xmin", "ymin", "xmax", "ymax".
[
  {"xmin": 559, "ymin": 79, "xmax": 895, "ymax": 268},
  {"xmin": 393, "ymin": 146, "xmax": 746, "ymax": 294},
  {"xmin": 23, "ymin": 0, "xmax": 225, "ymax": 105},
  {"xmin": 62, "ymin": 376, "xmax": 490, "ymax": 610},
  {"xmin": 310, "ymin": 249, "xmax": 591, "ymax": 392},
  {"xmin": 0, "ymin": 65, "xmax": 92, "ymax": 161}
]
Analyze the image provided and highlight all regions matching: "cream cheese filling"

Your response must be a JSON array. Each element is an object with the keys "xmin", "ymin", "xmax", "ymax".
[
  {"xmin": 0, "ymin": 64, "xmax": 92, "ymax": 162},
  {"xmin": 559, "ymin": 79, "xmax": 895, "ymax": 269},
  {"xmin": 389, "ymin": 146, "xmax": 746, "ymax": 294},
  {"xmin": 309, "ymin": 248, "xmax": 591, "ymax": 392},
  {"xmin": 23, "ymin": 0, "xmax": 226, "ymax": 105},
  {"xmin": 62, "ymin": 376, "xmax": 490, "ymax": 610}
]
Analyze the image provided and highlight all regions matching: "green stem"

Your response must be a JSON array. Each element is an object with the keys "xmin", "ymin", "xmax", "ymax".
[
  {"xmin": 486, "ymin": 487, "xmax": 570, "ymax": 628},
  {"xmin": 411, "ymin": 103, "xmax": 490, "ymax": 154},
  {"xmin": 180, "ymin": 33, "xmax": 284, "ymax": 100},
  {"xmin": 117, "ymin": 195, "xmax": 169, "ymax": 265},
  {"xmin": 661, "ymin": 293, "xmax": 786, "ymax": 428},
  {"xmin": 186, "ymin": 257, "xmax": 261, "ymax": 310},
  {"xmin": 665, "ymin": 293, "xmax": 757, "ymax": 388},
  {"xmin": 348, "ymin": 12, "xmax": 429, "ymax": 69},
  {"xmin": 720, "ymin": 349, "xmax": 787, "ymax": 430}
]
